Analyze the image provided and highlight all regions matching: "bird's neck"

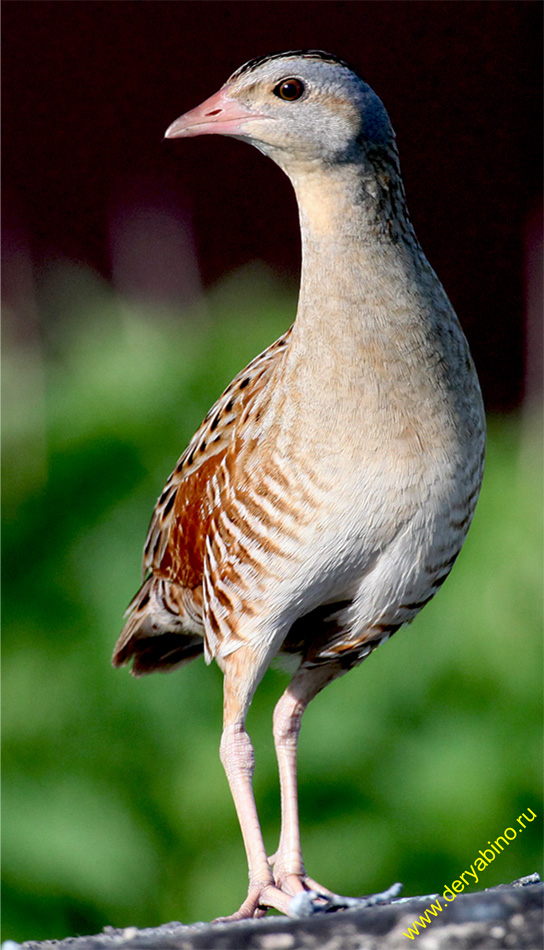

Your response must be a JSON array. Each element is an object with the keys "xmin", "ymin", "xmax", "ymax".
[
  {"xmin": 286, "ymin": 157, "xmax": 441, "ymax": 364},
  {"xmin": 295, "ymin": 145, "xmax": 414, "ymax": 245}
]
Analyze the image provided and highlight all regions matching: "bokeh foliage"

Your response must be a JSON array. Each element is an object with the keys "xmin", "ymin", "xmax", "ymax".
[{"xmin": 2, "ymin": 265, "xmax": 542, "ymax": 942}]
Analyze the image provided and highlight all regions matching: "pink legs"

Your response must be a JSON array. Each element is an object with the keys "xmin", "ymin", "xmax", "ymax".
[
  {"xmin": 216, "ymin": 649, "xmax": 339, "ymax": 920},
  {"xmin": 217, "ymin": 721, "xmax": 294, "ymax": 919},
  {"xmin": 271, "ymin": 665, "xmax": 339, "ymax": 900}
]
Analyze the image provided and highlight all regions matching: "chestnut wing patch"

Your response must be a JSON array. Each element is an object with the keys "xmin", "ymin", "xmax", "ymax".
[{"xmin": 142, "ymin": 328, "xmax": 292, "ymax": 585}]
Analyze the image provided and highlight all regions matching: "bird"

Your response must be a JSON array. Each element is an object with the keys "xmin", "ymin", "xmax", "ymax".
[{"xmin": 112, "ymin": 49, "xmax": 486, "ymax": 921}]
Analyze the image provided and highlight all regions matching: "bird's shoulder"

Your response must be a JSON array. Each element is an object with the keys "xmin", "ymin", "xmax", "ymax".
[{"xmin": 142, "ymin": 327, "xmax": 292, "ymax": 583}]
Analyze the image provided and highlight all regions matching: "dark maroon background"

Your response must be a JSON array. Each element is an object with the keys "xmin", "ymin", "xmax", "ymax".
[{"xmin": 3, "ymin": 1, "xmax": 542, "ymax": 410}]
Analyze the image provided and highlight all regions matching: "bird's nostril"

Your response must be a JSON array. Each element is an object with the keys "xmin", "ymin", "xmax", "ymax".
[{"xmin": 205, "ymin": 109, "xmax": 223, "ymax": 116}]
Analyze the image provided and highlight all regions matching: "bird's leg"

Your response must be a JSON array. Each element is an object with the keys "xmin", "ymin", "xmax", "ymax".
[
  {"xmin": 214, "ymin": 646, "xmax": 299, "ymax": 921},
  {"xmin": 272, "ymin": 664, "xmax": 404, "ymax": 915},
  {"xmin": 272, "ymin": 664, "xmax": 339, "ymax": 902},
  {"xmin": 215, "ymin": 650, "xmax": 402, "ymax": 920}
]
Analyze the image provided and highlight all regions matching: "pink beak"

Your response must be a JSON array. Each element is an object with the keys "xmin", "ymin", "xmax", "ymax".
[{"xmin": 165, "ymin": 86, "xmax": 265, "ymax": 140}]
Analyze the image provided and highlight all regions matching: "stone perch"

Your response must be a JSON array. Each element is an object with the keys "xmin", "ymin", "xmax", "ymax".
[{"xmin": 7, "ymin": 875, "xmax": 542, "ymax": 950}]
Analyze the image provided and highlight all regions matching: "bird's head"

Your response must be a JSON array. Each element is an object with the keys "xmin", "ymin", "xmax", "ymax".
[{"xmin": 165, "ymin": 50, "xmax": 395, "ymax": 172}]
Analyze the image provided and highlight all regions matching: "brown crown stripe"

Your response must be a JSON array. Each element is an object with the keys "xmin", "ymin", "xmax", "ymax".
[{"xmin": 229, "ymin": 49, "xmax": 356, "ymax": 83}]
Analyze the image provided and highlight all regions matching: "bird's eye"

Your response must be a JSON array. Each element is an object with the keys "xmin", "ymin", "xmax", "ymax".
[{"xmin": 273, "ymin": 78, "xmax": 305, "ymax": 101}]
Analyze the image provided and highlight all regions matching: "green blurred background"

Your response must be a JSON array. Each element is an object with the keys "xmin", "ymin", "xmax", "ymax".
[
  {"xmin": 2, "ymin": 1, "xmax": 543, "ymax": 943},
  {"xmin": 3, "ymin": 263, "xmax": 542, "ymax": 942}
]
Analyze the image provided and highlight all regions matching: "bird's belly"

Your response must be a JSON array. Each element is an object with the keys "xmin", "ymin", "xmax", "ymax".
[{"xmin": 205, "ymin": 425, "xmax": 482, "ymax": 660}]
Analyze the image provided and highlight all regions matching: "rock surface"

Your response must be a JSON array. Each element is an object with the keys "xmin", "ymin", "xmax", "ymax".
[{"xmin": 7, "ymin": 876, "xmax": 542, "ymax": 950}]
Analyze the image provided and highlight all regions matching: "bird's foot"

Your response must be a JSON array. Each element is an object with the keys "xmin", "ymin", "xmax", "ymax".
[
  {"xmin": 213, "ymin": 868, "xmax": 337, "ymax": 921},
  {"xmin": 270, "ymin": 856, "xmax": 403, "ymax": 916},
  {"xmin": 213, "ymin": 879, "xmax": 302, "ymax": 921},
  {"xmin": 214, "ymin": 873, "xmax": 402, "ymax": 922},
  {"xmin": 289, "ymin": 879, "xmax": 404, "ymax": 916}
]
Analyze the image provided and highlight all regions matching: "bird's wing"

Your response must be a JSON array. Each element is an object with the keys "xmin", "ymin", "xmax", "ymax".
[
  {"xmin": 113, "ymin": 327, "xmax": 291, "ymax": 675},
  {"xmin": 142, "ymin": 326, "xmax": 291, "ymax": 581}
]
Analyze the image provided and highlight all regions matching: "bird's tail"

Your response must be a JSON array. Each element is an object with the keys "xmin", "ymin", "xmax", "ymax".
[{"xmin": 112, "ymin": 575, "xmax": 204, "ymax": 676}]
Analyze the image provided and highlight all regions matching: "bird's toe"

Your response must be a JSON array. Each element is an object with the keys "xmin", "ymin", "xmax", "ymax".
[
  {"xmin": 289, "ymin": 879, "xmax": 404, "ymax": 915},
  {"xmin": 213, "ymin": 881, "xmax": 300, "ymax": 922}
]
